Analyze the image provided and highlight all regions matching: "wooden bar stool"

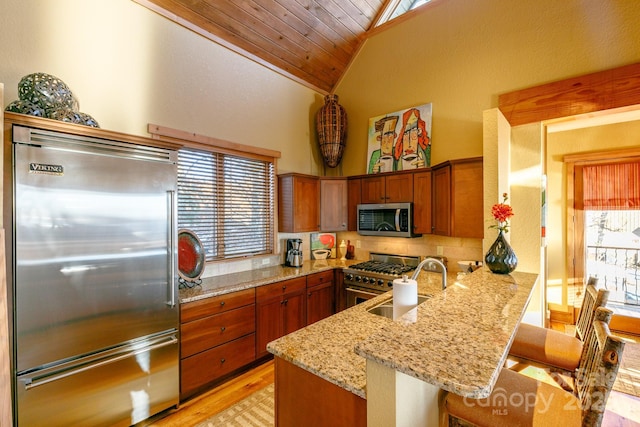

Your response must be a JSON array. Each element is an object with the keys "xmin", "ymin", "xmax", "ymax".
[
  {"xmin": 508, "ymin": 277, "xmax": 608, "ymax": 377},
  {"xmin": 440, "ymin": 307, "xmax": 624, "ymax": 427}
]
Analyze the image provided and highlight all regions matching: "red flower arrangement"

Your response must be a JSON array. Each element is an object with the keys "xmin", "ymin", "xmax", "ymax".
[{"xmin": 490, "ymin": 193, "xmax": 514, "ymax": 233}]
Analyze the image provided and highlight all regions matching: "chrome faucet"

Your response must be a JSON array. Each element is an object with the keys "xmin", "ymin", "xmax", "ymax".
[{"xmin": 411, "ymin": 257, "xmax": 447, "ymax": 289}]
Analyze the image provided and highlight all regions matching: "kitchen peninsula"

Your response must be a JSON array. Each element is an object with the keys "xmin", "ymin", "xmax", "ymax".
[{"xmin": 267, "ymin": 269, "xmax": 538, "ymax": 427}]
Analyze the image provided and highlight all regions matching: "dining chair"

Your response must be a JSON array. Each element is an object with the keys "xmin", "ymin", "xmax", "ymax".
[
  {"xmin": 440, "ymin": 307, "xmax": 624, "ymax": 427},
  {"xmin": 507, "ymin": 277, "xmax": 609, "ymax": 378}
]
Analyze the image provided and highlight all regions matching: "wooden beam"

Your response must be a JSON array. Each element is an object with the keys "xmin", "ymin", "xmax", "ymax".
[
  {"xmin": 147, "ymin": 123, "xmax": 281, "ymax": 160},
  {"xmin": 498, "ymin": 62, "xmax": 640, "ymax": 126}
]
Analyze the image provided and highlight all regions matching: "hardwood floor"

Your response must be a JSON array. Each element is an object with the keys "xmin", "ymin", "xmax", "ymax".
[
  {"xmin": 148, "ymin": 360, "xmax": 274, "ymax": 427},
  {"xmin": 147, "ymin": 335, "xmax": 639, "ymax": 427}
]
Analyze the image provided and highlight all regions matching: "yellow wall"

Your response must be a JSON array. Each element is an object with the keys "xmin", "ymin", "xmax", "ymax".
[
  {"xmin": 336, "ymin": 0, "xmax": 640, "ymax": 176},
  {"xmin": 0, "ymin": 0, "xmax": 325, "ymax": 176},
  {"xmin": 2, "ymin": 0, "xmax": 640, "ymax": 178},
  {"xmin": 3, "ymin": 0, "xmax": 640, "ymax": 277}
]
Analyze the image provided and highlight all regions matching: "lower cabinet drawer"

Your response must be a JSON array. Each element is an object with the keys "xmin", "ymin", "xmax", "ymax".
[
  {"xmin": 181, "ymin": 333, "xmax": 256, "ymax": 397},
  {"xmin": 257, "ymin": 276, "xmax": 306, "ymax": 300},
  {"xmin": 181, "ymin": 305, "xmax": 256, "ymax": 358}
]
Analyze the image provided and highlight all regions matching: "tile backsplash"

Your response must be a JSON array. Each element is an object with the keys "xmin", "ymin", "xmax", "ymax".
[{"xmin": 202, "ymin": 231, "xmax": 484, "ymax": 278}]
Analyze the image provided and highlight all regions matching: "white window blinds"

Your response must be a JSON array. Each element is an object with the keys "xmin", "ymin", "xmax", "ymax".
[{"xmin": 177, "ymin": 148, "xmax": 275, "ymax": 260}]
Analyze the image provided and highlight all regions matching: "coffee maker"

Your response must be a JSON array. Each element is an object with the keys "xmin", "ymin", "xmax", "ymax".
[{"xmin": 285, "ymin": 238, "xmax": 303, "ymax": 267}]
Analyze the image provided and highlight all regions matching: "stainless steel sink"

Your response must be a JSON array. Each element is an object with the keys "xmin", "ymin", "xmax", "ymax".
[{"xmin": 367, "ymin": 294, "xmax": 431, "ymax": 319}]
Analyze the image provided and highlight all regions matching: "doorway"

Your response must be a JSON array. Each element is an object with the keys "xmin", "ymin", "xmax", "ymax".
[
  {"xmin": 563, "ymin": 151, "xmax": 640, "ymax": 317},
  {"xmin": 547, "ymin": 110, "xmax": 640, "ymax": 320}
]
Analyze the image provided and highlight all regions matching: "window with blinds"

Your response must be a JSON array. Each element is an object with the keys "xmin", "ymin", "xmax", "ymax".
[
  {"xmin": 569, "ymin": 156, "xmax": 640, "ymax": 306},
  {"xmin": 177, "ymin": 148, "xmax": 275, "ymax": 260}
]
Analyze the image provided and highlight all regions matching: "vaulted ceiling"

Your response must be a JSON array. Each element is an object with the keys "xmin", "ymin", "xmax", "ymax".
[{"xmin": 134, "ymin": 0, "xmax": 412, "ymax": 94}]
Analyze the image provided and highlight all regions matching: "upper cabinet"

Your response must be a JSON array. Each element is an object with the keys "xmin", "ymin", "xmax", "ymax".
[
  {"xmin": 431, "ymin": 157, "xmax": 483, "ymax": 238},
  {"xmin": 412, "ymin": 170, "xmax": 432, "ymax": 235},
  {"xmin": 360, "ymin": 172, "xmax": 413, "ymax": 204},
  {"xmin": 319, "ymin": 178, "xmax": 347, "ymax": 232},
  {"xmin": 278, "ymin": 173, "xmax": 319, "ymax": 232},
  {"xmin": 347, "ymin": 178, "xmax": 361, "ymax": 231},
  {"xmin": 279, "ymin": 157, "xmax": 482, "ymax": 237}
]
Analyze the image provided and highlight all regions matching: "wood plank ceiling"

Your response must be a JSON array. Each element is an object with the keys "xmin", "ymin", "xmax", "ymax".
[{"xmin": 135, "ymin": 0, "xmax": 390, "ymax": 94}]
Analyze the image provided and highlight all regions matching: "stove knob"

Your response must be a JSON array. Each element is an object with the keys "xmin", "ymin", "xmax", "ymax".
[
  {"xmin": 362, "ymin": 277, "xmax": 369, "ymax": 284},
  {"xmin": 345, "ymin": 274, "xmax": 354, "ymax": 281},
  {"xmin": 387, "ymin": 281, "xmax": 393, "ymax": 287},
  {"xmin": 377, "ymin": 279, "xmax": 384, "ymax": 286},
  {"xmin": 355, "ymin": 275, "xmax": 362, "ymax": 282}
]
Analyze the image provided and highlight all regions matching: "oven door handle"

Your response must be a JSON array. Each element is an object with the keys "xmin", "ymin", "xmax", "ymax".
[{"xmin": 345, "ymin": 287, "xmax": 383, "ymax": 297}]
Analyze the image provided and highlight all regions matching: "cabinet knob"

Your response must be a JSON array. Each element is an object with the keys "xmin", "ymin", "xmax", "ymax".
[
  {"xmin": 284, "ymin": 299, "xmax": 288, "ymax": 305},
  {"xmin": 282, "ymin": 285, "xmax": 287, "ymax": 290},
  {"xmin": 308, "ymin": 292, "xmax": 312, "ymax": 297},
  {"xmin": 220, "ymin": 301, "xmax": 225, "ymax": 306},
  {"xmin": 221, "ymin": 326, "xmax": 226, "ymax": 332},
  {"xmin": 220, "ymin": 358, "xmax": 226, "ymax": 364}
]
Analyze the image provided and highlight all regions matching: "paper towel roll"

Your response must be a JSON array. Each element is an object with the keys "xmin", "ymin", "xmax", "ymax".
[{"xmin": 393, "ymin": 275, "xmax": 418, "ymax": 320}]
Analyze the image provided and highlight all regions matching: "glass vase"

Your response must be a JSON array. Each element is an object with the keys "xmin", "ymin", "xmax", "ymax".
[{"xmin": 484, "ymin": 230, "xmax": 518, "ymax": 274}]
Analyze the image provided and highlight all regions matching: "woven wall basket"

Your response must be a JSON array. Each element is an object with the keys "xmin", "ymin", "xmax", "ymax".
[{"xmin": 315, "ymin": 94, "xmax": 347, "ymax": 168}]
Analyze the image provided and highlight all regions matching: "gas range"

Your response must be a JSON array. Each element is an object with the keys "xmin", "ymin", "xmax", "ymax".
[{"xmin": 343, "ymin": 253, "xmax": 421, "ymax": 293}]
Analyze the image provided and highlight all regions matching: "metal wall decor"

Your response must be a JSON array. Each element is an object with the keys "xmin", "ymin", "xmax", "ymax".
[
  {"xmin": 5, "ymin": 72, "xmax": 100, "ymax": 128},
  {"xmin": 315, "ymin": 94, "xmax": 347, "ymax": 168},
  {"xmin": 178, "ymin": 229, "xmax": 205, "ymax": 288}
]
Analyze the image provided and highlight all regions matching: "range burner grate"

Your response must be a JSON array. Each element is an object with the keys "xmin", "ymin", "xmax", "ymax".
[{"xmin": 349, "ymin": 260, "xmax": 414, "ymax": 276}]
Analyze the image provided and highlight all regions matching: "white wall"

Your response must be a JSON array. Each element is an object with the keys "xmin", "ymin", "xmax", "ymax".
[{"xmin": 483, "ymin": 109, "xmax": 545, "ymax": 325}]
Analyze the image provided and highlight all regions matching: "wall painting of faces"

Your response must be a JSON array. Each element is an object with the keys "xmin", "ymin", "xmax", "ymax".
[{"xmin": 366, "ymin": 103, "xmax": 432, "ymax": 174}]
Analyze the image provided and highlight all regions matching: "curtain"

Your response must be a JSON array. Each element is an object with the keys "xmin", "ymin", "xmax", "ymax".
[{"xmin": 582, "ymin": 161, "xmax": 640, "ymax": 210}]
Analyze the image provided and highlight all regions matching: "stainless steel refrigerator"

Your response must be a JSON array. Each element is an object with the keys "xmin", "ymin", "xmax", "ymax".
[{"xmin": 10, "ymin": 125, "xmax": 179, "ymax": 426}]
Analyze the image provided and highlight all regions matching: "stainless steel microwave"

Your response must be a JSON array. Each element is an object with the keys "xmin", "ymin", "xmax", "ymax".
[{"xmin": 357, "ymin": 203, "xmax": 419, "ymax": 237}]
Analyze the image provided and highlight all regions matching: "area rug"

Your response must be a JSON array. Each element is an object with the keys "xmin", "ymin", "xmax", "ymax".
[
  {"xmin": 195, "ymin": 384, "xmax": 274, "ymax": 427},
  {"xmin": 613, "ymin": 340, "xmax": 640, "ymax": 398}
]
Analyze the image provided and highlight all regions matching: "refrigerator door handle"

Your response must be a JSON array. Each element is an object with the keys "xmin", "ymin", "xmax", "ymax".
[
  {"xmin": 19, "ymin": 333, "xmax": 178, "ymax": 391},
  {"xmin": 168, "ymin": 190, "xmax": 177, "ymax": 308}
]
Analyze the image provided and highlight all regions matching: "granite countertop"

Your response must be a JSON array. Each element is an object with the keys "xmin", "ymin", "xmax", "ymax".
[
  {"xmin": 179, "ymin": 259, "xmax": 359, "ymax": 303},
  {"xmin": 267, "ymin": 269, "xmax": 538, "ymax": 400}
]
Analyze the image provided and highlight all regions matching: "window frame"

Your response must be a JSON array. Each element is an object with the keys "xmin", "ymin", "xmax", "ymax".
[{"xmin": 148, "ymin": 124, "xmax": 281, "ymax": 262}]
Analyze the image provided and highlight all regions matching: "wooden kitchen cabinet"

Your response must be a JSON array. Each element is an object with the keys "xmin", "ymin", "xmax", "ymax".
[
  {"xmin": 347, "ymin": 177, "xmax": 361, "ymax": 231},
  {"xmin": 319, "ymin": 177, "xmax": 347, "ymax": 231},
  {"xmin": 412, "ymin": 170, "xmax": 432, "ymax": 235},
  {"xmin": 278, "ymin": 173, "xmax": 319, "ymax": 232},
  {"xmin": 306, "ymin": 271, "xmax": 334, "ymax": 325},
  {"xmin": 256, "ymin": 277, "xmax": 306, "ymax": 358},
  {"xmin": 360, "ymin": 172, "xmax": 413, "ymax": 204},
  {"xmin": 431, "ymin": 157, "xmax": 483, "ymax": 238},
  {"xmin": 360, "ymin": 175, "xmax": 385, "ymax": 203},
  {"xmin": 275, "ymin": 357, "xmax": 366, "ymax": 427},
  {"xmin": 180, "ymin": 288, "xmax": 256, "ymax": 399}
]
